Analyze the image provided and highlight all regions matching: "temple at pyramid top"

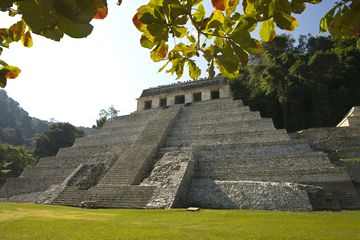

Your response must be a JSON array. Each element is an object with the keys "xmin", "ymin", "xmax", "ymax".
[{"xmin": 137, "ymin": 77, "xmax": 231, "ymax": 111}]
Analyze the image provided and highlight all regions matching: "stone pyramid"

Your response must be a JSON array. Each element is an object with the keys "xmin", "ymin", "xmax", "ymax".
[{"xmin": 1, "ymin": 78, "xmax": 359, "ymax": 210}]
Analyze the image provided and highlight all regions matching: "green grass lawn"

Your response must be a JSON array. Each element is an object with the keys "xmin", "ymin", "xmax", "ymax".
[{"xmin": 0, "ymin": 202, "xmax": 359, "ymax": 240}]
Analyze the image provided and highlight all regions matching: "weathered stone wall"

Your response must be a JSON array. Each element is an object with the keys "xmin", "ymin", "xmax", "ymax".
[
  {"xmin": 345, "ymin": 162, "xmax": 360, "ymax": 194},
  {"xmin": 142, "ymin": 151, "xmax": 194, "ymax": 208},
  {"xmin": 187, "ymin": 179, "xmax": 313, "ymax": 211}
]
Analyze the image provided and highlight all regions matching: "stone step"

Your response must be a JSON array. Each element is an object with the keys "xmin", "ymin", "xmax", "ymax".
[
  {"xmin": 164, "ymin": 130, "xmax": 289, "ymax": 147},
  {"xmin": 20, "ymin": 166, "xmax": 77, "ymax": 179},
  {"xmin": 0, "ymin": 178, "xmax": 55, "ymax": 198},
  {"xmin": 294, "ymin": 127, "xmax": 360, "ymax": 140},
  {"xmin": 56, "ymin": 144, "xmax": 126, "ymax": 158},
  {"xmin": 337, "ymin": 147, "xmax": 360, "ymax": 159},
  {"xmin": 347, "ymin": 116, "xmax": 360, "ymax": 127},
  {"xmin": 198, "ymin": 152, "xmax": 332, "ymax": 170},
  {"xmin": 36, "ymin": 152, "xmax": 116, "ymax": 167},
  {"xmin": 105, "ymin": 110, "xmax": 159, "ymax": 129},
  {"xmin": 177, "ymin": 109, "xmax": 259, "ymax": 122},
  {"xmin": 53, "ymin": 186, "xmax": 155, "ymax": 208},
  {"xmin": 87, "ymin": 127, "xmax": 143, "ymax": 138},
  {"xmin": 195, "ymin": 167, "xmax": 349, "ymax": 184},
  {"xmin": 172, "ymin": 118, "xmax": 275, "ymax": 134},
  {"xmin": 160, "ymin": 139, "xmax": 314, "ymax": 156},
  {"xmin": 73, "ymin": 135, "xmax": 137, "ymax": 147},
  {"xmin": 311, "ymin": 136, "xmax": 360, "ymax": 151},
  {"xmin": 180, "ymin": 105, "xmax": 250, "ymax": 117},
  {"xmin": 169, "ymin": 119, "xmax": 275, "ymax": 137},
  {"xmin": 174, "ymin": 111, "xmax": 261, "ymax": 126},
  {"xmin": 184, "ymin": 98, "xmax": 243, "ymax": 110}
]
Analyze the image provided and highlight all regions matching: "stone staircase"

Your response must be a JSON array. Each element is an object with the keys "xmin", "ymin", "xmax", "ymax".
[
  {"xmin": 291, "ymin": 106, "xmax": 360, "ymax": 199},
  {"xmin": 0, "ymin": 110, "xmax": 162, "ymax": 202},
  {"xmin": 159, "ymin": 99, "xmax": 360, "ymax": 210},
  {"xmin": 52, "ymin": 107, "xmax": 180, "ymax": 208}
]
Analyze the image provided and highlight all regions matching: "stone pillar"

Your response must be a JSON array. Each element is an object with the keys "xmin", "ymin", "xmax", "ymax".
[
  {"xmin": 168, "ymin": 95, "xmax": 175, "ymax": 106},
  {"xmin": 220, "ymin": 85, "xmax": 230, "ymax": 98},
  {"xmin": 153, "ymin": 98, "xmax": 159, "ymax": 108},
  {"xmin": 202, "ymin": 90, "xmax": 211, "ymax": 101},
  {"xmin": 185, "ymin": 93, "xmax": 192, "ymax": 103}
]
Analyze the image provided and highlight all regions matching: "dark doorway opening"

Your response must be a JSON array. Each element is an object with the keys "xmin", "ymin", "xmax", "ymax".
[
  {"xmin": 144, "ymin": 100, "xmax": 152, "ymax": 110},
  {"xmin": 193, "ymin": 92, "xmax": 202, "ymax": 102},
  {"xmin": 175, "ymin": 95, "xmax": 185, "ymax": 104},
  {"xmin": 211, "ymin": 90, "xmax": 220, "ymax": 99},
  {"xmin": 159, "ymin": 98, "xmax": 167, "ymax": 107}
]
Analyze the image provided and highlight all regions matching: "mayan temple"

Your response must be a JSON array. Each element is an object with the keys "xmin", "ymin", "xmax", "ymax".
[{"xmin": 1, "ymin": 77, "xmax": 360, "ymax": 210}]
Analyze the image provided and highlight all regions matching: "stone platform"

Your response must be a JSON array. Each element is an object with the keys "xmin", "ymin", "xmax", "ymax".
[{"xmin": 1, "ymin": 79, "xmax": 359, "ymax": 210}]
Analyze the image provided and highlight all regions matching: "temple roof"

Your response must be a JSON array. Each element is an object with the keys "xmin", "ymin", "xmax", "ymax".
[{"xmin": 140, "ymin": 77, "xmax": 228, "ymax": 98}]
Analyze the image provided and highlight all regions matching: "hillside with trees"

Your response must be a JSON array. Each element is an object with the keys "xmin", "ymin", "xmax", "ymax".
[
  {"xmin": 0, "ymin": 90, "xmax": 51, "ymax": 146},
  {"xmin": 0, "ymin": 90, "xmax": 86, "ymax": 186},
  {"xmin": 230, "ymin": 35, "xmax": 360, "ymax": 132}
]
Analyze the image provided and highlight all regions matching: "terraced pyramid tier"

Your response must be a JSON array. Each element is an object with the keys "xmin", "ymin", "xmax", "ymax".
[{"xmin": 1, "ymin": 97, "xmax": 359, "ymax": 210}]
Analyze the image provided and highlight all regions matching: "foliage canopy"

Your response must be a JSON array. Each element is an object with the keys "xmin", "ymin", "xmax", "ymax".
[{"xmin": 0, "ymin": 0, "xmax": 359, "ymax": 87}]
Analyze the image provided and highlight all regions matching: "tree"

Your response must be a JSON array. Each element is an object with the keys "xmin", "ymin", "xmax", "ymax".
[
  {"xmin": 0, "ymin": 143, "xmax": 36, "ymax": 186},
  {"xmin": 230, "ymin": 35, "xmax": 360, "ymax": 132},
  {"xmin": 34, "ymin": 122, "xmax": 84, "ymax": 158},
  {"xmin": 0, "ymin": 0, "xmax": 359, "ymax": 88},
  {"xmin": 93, "ymin": 105, "xmax": 119, "ymax": 128}
]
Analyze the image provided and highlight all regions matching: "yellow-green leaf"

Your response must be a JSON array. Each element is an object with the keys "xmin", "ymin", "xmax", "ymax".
[
  {"xmin": 9, "ymin": 20, "xmax": 26, "ymax": 41},
  {"xmin": 207, "ymin": 10, "xmax": 225, "ymax": 28},
  {"xmin": 0, "ymin": 65, "xmax": 21, "ymax": 88},
  {"xmin": 260, "ymin": 19, "xmax": 276, "ymax": 42},
  {"xmin": 188, "ymin": 60, "xmax": 201, "ymax": 79},
  {"xmin": 150, "ymin": 41, "xmax": 168, "ymax": 62},
  {"xmin": 21, "ymin": 31, "xmax": 33, "ymax": 48},
  {"xmin": 243, "ymin": 0, "xmax": 255, "ymax": 15},
  {"xmin": 140, "ymin": 34, "xmax": 156, "ymax": 49},
  {"xmin": 273, "ymin": 10, "xmax": 298, "ymax": 31},
  {"xmin": 226, "ymin": 0, "xmax": 239, "ymax": 16},
  {"xmin": 173, "ymin": 26, "xmax": 187, "ymax": 38},
  {"xmin": 193, "ymin": 4, "xmax": 205, "ymax": 22}
]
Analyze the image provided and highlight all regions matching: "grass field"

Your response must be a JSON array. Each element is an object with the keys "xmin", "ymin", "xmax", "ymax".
[{"xmin": 0, "ymin": 202, "xmax": 359, "ymax": 240}]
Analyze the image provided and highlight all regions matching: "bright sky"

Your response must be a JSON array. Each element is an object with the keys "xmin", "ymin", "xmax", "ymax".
[{"xmin": 1, "ymin": 0, "xmax": 336, "ymax": 127}]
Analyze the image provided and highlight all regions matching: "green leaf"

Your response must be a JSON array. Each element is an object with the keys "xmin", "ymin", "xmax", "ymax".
[
  {"xmin": 166, "ymin": 58, "xmax": 186, "ymax": 79},
  {"xmin": 172, "ymin": 26, "xmax": 187, "ymax": 38},
  {"xmin": 291, "ymin": 0, "xmax": 306, "ymax": 14},
  {"xmin": 0, "ymin": 0, "xmax": 15, "ymax": 11},
  {"xmin": 320, "ymin": 6, "xmax": 336, "ymax": 33},
  {"xmin": 260, "ymin": 18, "xmax": 275, "ymax": 42},
  {"xmin": 207, "ymin": 61, "xmax": 215, "ymax": 78},
  {"xmin": 150, "ymin": 41, "xmax": 168, "ymax": 62},
  {"xmin": 188, "ymin": 60, "xmax": 201, "ymax": 79},
  {"xmin": 52, "ymin": 0, "xmax": 97, "ymax": 24},
  {"xmin": 158, "ymin": 60, "xmax": 170, "ymax": 72},
  {"xmin": 231, "ymin": 43, "xmax": 248, "ymax": 66},
  {"xmin": 173, "ymin": 43, "xmax": 197, "ymax": 57},
  {"xmin": 18, "ymin": 0, "xmax": 59, "ymax": 37},
  {"xmin": 56, "ymin": 14, "xmax": 93, "ymax": 38},
  {"xmin": 147, "ymin": 23, "xmax": 169, "ymax": 42},
  {"xmin": 193, "ymin": 4, "xmax": 205, "ymax": 22},
  {"xmin": 273, "ymin": 10, "xmax": 298, "ymax": 31},
  {"xmin": 41, "ymin": 28, "xmax": 64, "ymax": 41}
]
